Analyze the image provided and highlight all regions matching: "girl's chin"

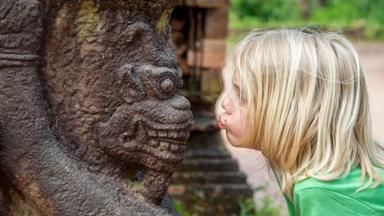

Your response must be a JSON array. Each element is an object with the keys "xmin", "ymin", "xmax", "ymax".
[
  {"xmin": 226, "ymin": 132, "xmax": 256, "ymax": 150},
  {"xmin": 226, "ymin": 132, "xmax": 243, "ymax": 147}
]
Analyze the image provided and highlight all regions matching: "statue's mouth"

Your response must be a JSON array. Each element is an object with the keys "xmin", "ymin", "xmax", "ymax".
[
  {"xmin": 95, "ymin": 99, "xmax": 193, "ymax": 204},
  {"xmin": 112, "ymin": 120, "xmax": 192, "ymax": 166},
  {"xmin": 120, "ymin": 121, "xmax": 192, "ymax": 204},
  {"xmin": 139, "ymin": 121, "xmax": 190, "ymax": 163},
  {"xmin": 146, "ymin": 125, "xmax": 190, "ymax": 153}
]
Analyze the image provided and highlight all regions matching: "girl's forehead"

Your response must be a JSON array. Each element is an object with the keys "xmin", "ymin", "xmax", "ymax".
[{"xmin": 221, "ymin": 64, "xmax": 231, "ymax": 82}]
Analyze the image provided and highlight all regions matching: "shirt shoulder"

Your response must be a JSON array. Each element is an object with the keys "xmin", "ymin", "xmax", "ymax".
[
  {"xmin": 292, "ymin": 167, "xmax": 384, "ymax": 216},
  {"xmin": 295, "ymin": 167, "xmax": 375, "ymax": 192},
  {"xmin": 294, "ymin": 187, "xmax": 380, "ymax": 216}
]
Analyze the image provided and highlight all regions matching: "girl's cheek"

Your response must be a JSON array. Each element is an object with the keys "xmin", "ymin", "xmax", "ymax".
[{"xmin": 239, "ymin": 111, "xmax": 250, "ymax": 131}]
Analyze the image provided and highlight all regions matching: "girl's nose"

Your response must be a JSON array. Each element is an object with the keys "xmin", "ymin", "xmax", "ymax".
[{"xmin": 221, "ymin": 96, "xmax": 232, "ymax": 114}]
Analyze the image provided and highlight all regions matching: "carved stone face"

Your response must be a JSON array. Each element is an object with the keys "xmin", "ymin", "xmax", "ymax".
[
  {"xmin": 43, "ymin": 2, "xmax": 193, "ymax": 174},
  {"xmin": 97, "ymin": 64, "xmax": 192, "ymax": 171}
]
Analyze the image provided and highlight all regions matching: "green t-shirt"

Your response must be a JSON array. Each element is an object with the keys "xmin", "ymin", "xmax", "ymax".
[{"xmin": 285, "ymin": 167, "xmax": 384, "ymax": 216}]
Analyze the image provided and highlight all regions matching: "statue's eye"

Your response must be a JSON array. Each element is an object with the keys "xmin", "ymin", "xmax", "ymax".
[{"xmin": 160, "ymin": 78, "xmax": 175, "ymax": 94}]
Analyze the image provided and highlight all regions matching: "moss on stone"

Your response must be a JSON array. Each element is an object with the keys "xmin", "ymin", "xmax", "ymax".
[
  {"xmin": 75, "ymin": 0, "xmax": 101, "ymax": 41},
  {"xmin": 156, "ymin": 8, "xmax": 173, "ymax": 35}
]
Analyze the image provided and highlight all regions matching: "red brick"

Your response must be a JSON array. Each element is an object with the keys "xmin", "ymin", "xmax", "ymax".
[
  {"xmin": 205, "ymin": 8, "xmax": 229, "ymax": 39},
  {"xmin": 187, "ymin": 39, "xmax": 227, "ymax": 68},
  {"xmin": 168, "ymin": 185, "xmax": 186, "ymax": 195}
]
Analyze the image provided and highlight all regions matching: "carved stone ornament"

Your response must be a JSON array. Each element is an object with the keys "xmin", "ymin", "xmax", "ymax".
[{"xmin": 0, "ymin": 0, "xmax": 193, "ymax": 215}]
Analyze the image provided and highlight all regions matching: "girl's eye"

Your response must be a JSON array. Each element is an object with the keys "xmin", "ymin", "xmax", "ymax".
[
  {"xmin": 160, "ymin": 78, "xmax": 175, "ymax": 94},
  {"xmin": 233, "ymin": 86, "xmax": 241, "ymax": 97}
]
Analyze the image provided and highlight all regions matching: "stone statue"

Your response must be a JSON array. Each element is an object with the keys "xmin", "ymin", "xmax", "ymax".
[{"xmin": 0, "ymin": 0, "xmax": 193, "ymax": 215}]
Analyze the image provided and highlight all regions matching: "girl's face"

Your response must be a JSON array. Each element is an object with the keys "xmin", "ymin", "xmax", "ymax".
[{"xmin": 216, "ymin": 74, "xmax": 249, "ymax": 147}]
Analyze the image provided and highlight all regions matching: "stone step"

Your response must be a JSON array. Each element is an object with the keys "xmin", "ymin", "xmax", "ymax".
[
  {"xmin": 190, "ymin": 114, "xmax": 217, "ymax": 133},
  {"xmin": 173, "ymin": 183, "xmax": 253, "ymax": 197},
  {"xmin": 177, "ymin": 158, "xmax": 239, "ymax": 172},
  {"xmin": 184, "ymin": 149, "xmax": 231, "ymax": 159},
  {"xmin": 173, "ymin": 171, "xmax": 247, "ymax": 184}
]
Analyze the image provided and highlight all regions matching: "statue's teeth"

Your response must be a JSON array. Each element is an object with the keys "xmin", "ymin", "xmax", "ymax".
[
  {"xmin": 150, "ymin": 139, "xmax": 158, "ymax": 147},
  {"xmin": 168, "ymin": 131, "xmax": 178, "ymax": 139},
  {"xmin": 170, "ymin": 144, "xmax": 179, "ymax": 153},
  {"xmin": 159, "ymin": 141, "xmax": 169, "ymax": 151},
  {"xmin": 148, "ymin": 130, "xmax": 157, "ymax": 137},
  {"xmin": 178, "ymin": 131, "xmax": 185, "ymax": 139},
  {"xmin": 158, "ymin": 131, "xmax": 167, "ymax": 138}
]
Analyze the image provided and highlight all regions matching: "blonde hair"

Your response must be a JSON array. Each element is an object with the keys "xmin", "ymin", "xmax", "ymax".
[{"xmin": 225, "ymin": 28, "xmax": 384, "ymax": 198}]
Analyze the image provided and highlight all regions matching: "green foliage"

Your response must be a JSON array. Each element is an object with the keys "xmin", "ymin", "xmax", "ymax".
[
  {"xmin": 174, "ymin": 196, "xmax": 281, "ymax": 216},
  {"xmin": 238, "ymin": 198, "xmax": 256, "ymax": 216},
  {"xmin": 238, "ymin": 197, "xmax": 281, "ymax": 216},
  {"xmin": 174, "ymin": 200, "xmax": 196, "ymax": 216},
  {"xmin": 232, "ymin": 0, "xmax": 301, "ymax": 22},
  {"xmin": 311, "ymin": 0, "xmax": 384, "ymax": 24},
  {"xmin": 230, "ymin": 0, "xmax": 384, "ymax": 40},
  {"xmin": 238, "ymin": 183, "xmax": 282, "ymax": 216}
]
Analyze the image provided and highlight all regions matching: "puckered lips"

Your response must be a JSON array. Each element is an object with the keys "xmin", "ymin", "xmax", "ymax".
[{"xmin": 217, "ymin": 116, "xmax": 226, "ymax": 129}]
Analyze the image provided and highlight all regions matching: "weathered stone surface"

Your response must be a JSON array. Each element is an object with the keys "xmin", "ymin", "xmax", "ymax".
[{"xmin": 0, "ymin": 0, "xmax": 193, "ymax": 215}]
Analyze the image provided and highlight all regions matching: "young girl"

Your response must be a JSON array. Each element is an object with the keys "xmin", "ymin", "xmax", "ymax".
[{"xmin": 216, "ymin": 29, "xmax": 384, "ymax": 216}]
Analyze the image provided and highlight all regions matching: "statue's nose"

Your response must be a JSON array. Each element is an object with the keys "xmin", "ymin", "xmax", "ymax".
[{"xmin": 170, "ymin": 95, "xmax": 191, "ymax": 110}]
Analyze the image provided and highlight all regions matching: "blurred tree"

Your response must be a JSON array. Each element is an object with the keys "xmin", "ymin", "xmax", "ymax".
[
  {"xmin": 299, "ymin": 0, "xmax": 310, "ymax": 19},
  {"xmin": 232, "ymin": 0, "xmax": 300, "ymax": 21},
  {"xmin": 231, "ymin": 0, "xmax": 384, "ymax": 40},
  {"xmin": 317, "ymin": 0, "xmax": 328, "ymax": 7}
]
